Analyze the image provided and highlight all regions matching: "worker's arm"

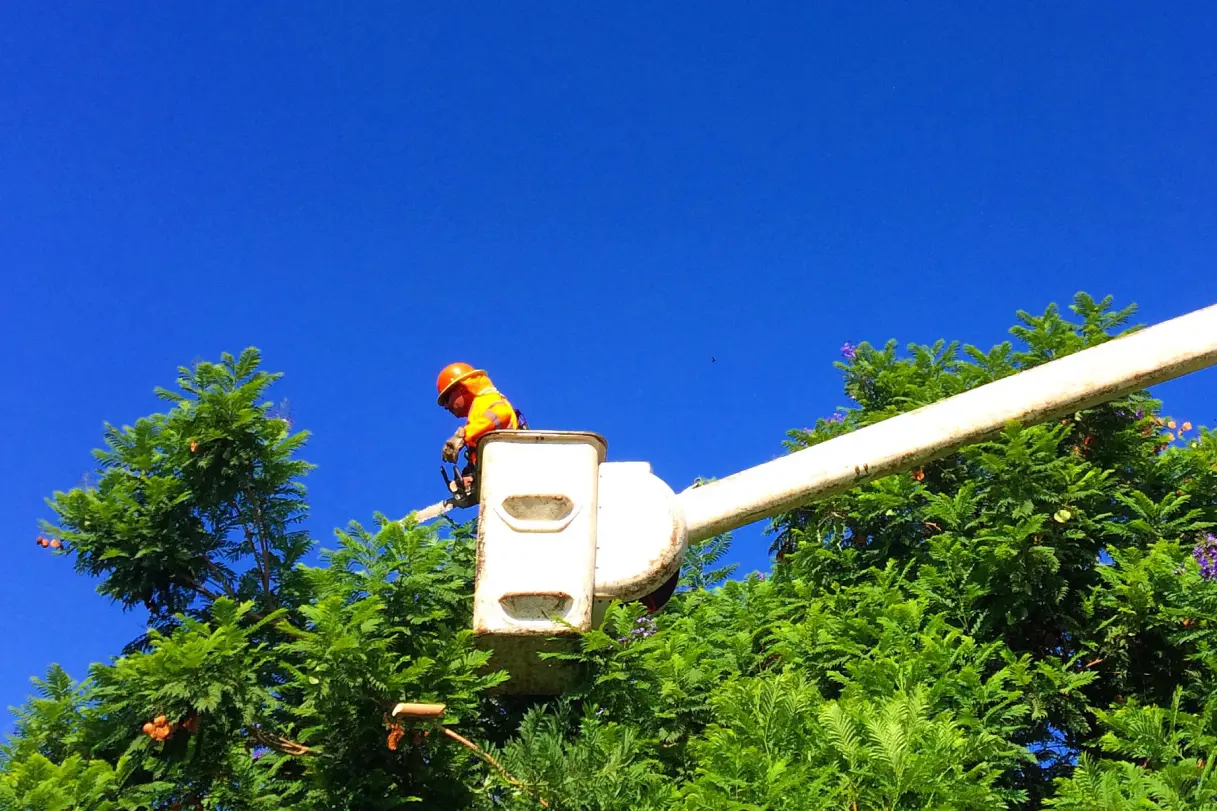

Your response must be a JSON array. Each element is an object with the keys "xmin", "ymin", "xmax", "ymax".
[{"xmin": 463, "ymin": 398, "xmax": 518, "ymax": 450}]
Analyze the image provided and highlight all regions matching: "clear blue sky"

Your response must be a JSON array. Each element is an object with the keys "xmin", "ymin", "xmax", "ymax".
[{"xmin": 3, "ymin": 3, "xmax": 1216, "ymax": 728}]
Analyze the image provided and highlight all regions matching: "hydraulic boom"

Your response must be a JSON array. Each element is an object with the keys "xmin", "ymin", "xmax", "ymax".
[{"xmin": 677, "ymin": 301, "xmax": 1217, "ymax": 542}]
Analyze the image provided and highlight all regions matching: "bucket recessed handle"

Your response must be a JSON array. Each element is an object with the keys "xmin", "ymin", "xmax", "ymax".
[
  {"xmin": 494, "ymin": 494, "xmax": 581, "ymax": 533},
  {"xmin": 499, "ymin": 591, "xmax": 574, "ymax": 621}
]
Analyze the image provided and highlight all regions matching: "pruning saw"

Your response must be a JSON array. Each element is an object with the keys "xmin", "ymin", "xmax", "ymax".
[{"xmin": 401, "ymin": 464, "xmax": 477, "ymax": 525}]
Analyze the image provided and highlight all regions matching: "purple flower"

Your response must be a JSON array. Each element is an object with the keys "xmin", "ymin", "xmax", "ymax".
[
  {"xmin": 841, "ymin": 341, "xmax": 856, "ymax": 360},
  {"xmin": 826, "ymin": 412, "xmax": 844, "ymax": 424},
  {"xmin": 1194, "ymin": 533, "xmax": 1217, "ymax": 581},
  {"xmin": 268, "ymin": 398, "xmax": 294, "ymax": 428},
  {"xmin": 1135, "ymin": 409, "xmax": 1145, "ymax": 420},
  {"xmin": 618, "ymin": 615, "xmax": 657, "ymax": 644}
]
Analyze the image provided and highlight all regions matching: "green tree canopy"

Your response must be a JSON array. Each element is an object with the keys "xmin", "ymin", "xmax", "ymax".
[{"xmin": 5, "ymin": 294, "xmax": 1217, "ymax": 810}]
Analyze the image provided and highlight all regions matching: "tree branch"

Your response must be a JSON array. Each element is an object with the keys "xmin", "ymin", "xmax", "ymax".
[
  {"xmin": 251, "ymin": 726, "xmax": 319, "ymax": 757},
  {"xmin": 243, "ymin": 486, "xmax": 275, "ymax": 602},
  {"xmin": 185, "ymin": 577, "xmax": 223, "ymax": 602},
  {"xmin": 203, "ymin": 557, "xmax": 236, "ymax": 599},
  {"xmin": 182, "ymin": 575, "xmax": 267, "ymax": 622}
]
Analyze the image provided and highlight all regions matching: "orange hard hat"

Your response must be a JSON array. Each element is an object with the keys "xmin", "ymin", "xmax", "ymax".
[{"xmin": 436, "ymin": 362, "xmax": 484, "ymax": 405}]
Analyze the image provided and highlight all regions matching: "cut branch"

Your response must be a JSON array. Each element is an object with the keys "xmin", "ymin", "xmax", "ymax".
[{"xmin": 440, "ymin": 727, "xmax": 548, "ymax": 808}]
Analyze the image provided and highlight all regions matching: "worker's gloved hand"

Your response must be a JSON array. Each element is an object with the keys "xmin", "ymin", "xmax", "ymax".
[{"xmin": 441, "ymin": 428, "xmax": 465, "ymax": 463}]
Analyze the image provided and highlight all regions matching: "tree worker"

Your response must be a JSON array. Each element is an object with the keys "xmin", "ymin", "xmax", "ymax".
[{"xmin": 435, "ymin": 363, "xmax": 527, "ymax": 490}]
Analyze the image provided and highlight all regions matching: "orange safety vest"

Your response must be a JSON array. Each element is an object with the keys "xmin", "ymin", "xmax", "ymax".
[{"xmin": 459, "ymin": 372, "xmax": 522, "ymax": 463}]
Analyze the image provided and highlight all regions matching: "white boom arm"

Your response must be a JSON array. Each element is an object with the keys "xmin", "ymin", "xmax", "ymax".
[{"xmin": 676, "ymin": 302, "xmax": 1217, "ymax": 543}]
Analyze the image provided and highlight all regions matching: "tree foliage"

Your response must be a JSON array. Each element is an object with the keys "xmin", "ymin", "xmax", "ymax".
[{"xmin": 6, "ymin": 295, "xmax": 1217, "ymax": 809}]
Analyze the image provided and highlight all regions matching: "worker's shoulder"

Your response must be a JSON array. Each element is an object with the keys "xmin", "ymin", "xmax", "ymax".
[{"xmin": 472, "ymin": 387, "xmax": 514, "ymax": 405}]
